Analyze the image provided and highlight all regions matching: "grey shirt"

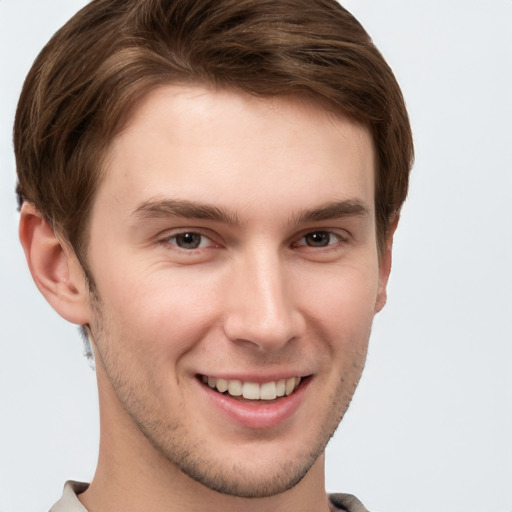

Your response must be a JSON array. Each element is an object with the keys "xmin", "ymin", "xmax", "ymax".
[{"xmin": 50, "ymin": 481, "xmax": 370, "ymax": 512}]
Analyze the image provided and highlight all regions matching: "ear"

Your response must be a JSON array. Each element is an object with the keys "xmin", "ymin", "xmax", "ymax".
[
  {"xmin": 374, "ymin": 214, "xmax": 399, "ymax": 313},
  {"xmin": 19, "ymin": 203, "xmax": 90, "ymax": 325}
]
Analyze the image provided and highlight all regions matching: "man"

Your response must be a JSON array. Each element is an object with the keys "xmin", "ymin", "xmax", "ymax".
[{"xmin": 14, "ymin": 0, "xmax": 413, "ymax": 510}]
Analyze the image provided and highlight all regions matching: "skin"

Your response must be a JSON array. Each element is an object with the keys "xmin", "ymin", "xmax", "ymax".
[{"xmin": 20, "ymin": 85, "xmax": 395, "ymax": 512}]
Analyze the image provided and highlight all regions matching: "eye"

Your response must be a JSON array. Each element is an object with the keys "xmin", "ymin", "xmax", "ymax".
[
  {"xmin": 298, "ymin": 231, "xmax": 342, "ymax": 248},
  {"xmin": 169, "ymin": 232, "xmax": 211, "ymax": 250}
]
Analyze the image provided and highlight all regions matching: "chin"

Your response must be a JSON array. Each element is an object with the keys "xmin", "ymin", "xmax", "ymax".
[{"xmin": 174, "ymin": 452, "xmax": 317, "ymax": 498}]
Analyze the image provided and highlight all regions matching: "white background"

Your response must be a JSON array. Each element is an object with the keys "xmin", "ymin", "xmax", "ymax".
[{"xmin": 1, "ymin": 1, "xmax": 511, "ymax": 511}]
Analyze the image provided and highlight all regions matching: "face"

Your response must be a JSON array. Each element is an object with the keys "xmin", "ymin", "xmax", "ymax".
[{"xmin": 84, "ymin": 85, "xmax": 389, "ymax": 497}]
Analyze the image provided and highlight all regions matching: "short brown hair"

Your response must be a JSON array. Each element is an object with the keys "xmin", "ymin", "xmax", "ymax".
[{"xmin": 14, "ymin": 0, "xmax": 413, "ymax": 261}]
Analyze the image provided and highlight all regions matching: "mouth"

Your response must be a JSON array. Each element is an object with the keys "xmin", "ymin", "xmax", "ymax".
[{"xmin": 199, "ymin": 375, "xmax": 303, "ymax": 401}]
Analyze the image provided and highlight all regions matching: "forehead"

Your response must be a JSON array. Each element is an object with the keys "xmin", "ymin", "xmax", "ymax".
[{"xmin": 95, "ymin": 85, "xmax": 375, "ymax": 223}]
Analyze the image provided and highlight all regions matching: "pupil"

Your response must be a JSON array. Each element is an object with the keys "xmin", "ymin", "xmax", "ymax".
[
  {"xmin": 306, "ymin": 232, "xmax": 329, "ymax": 247},
  {"xmin": 177, "ymin": 233, "xmax": 201, "ymax": 249}
]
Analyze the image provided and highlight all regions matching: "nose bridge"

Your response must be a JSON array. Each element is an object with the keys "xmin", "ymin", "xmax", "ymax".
[{"xmin": 223, "ymin": 242, "xmax": 301, "ymax": 350}]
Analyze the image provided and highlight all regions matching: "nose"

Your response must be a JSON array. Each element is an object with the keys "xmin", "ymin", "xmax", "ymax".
[{"xmin": 222, "ymin": 246, "xmax": 305, "ymax": 352}]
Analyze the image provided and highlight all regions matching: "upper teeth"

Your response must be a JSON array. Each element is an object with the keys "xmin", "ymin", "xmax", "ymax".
[{"xmin": 202, "ymin": 376, "xmax": 301, "ymax": 400}]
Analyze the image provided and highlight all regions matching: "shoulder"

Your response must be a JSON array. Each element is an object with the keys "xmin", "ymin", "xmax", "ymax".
[
  {"xmin": 49, "ymin": 481, "xmax": 89, "ymax": 512},
  {"xmin": 329, "ymin": 493, "xmax": 371, "ymax": 512}
]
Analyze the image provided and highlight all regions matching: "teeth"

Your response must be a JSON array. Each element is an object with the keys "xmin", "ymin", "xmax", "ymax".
[
  {"xmin": 242, "ymin": 382, "xmax": 260, "ymax": 399},
  {"xmin": 276, "ymin": 379, "xmax": 286, "ymax": 397},
  {"xmin": 285, "ymin": 377, "xmax": 295, "ymax": 396},
  {"xmin": 228, "ymin": 379, "xmax": 243, "ymax": 396},
  {"xmin": 202, "ymin": 375, "xmax": 302, "ymax": 400},
  {"xmin": 260, "ymin": 381, "xmax": 277, "ymax": 400},
  {"xmin": 216, "ymin": 378, "xmax": 228, "ymax": 393}
]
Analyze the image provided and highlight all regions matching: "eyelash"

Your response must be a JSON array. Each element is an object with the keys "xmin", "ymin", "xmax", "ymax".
[
  {"xmin": 293, "ymin": 231, "xmax": 346, "ymax": 249},
  {"xmin": 161, "ymin": 229, "xmax": 347, "ymax": 252},
  {"xmin": 162, "ymin": 231, "xmax": 218, "ymax": 251}
]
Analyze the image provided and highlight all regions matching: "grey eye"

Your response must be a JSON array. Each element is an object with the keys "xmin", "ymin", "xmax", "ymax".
[
  {"xmin": 174, "ymin": 232, "xmax": 203, "ymax": 249},
  {"xmin": 304, "ymin": 232, "xmax": 332, "ymax": 247}
]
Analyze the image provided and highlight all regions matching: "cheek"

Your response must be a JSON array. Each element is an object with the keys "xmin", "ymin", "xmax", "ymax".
[
  {"xmin": 298, "ymin": 262, "xmax": 379, "ymax": 349},
  {"xmin": 94, "ymin": 265, "xmax": 222, "ymax": 360}
]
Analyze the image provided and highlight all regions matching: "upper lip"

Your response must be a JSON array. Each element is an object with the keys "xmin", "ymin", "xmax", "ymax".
[{"xmin": 197, "ymin": 373, "xmax": 310, "ymax": 383}]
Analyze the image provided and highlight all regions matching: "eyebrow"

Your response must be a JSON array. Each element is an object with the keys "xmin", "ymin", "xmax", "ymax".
[
  {"xmin": 132, "ymin": 198, "xmax": 240, "ymax": 225},
  {"xmin": 132, "ymin": 197, "xmax": 370, "ymax": 226},
  {"xmin": 290, "ymin": 199, "xmax": 370, "ymax": 224}
]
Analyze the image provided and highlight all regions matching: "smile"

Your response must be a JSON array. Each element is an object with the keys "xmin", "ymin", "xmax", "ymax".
[{"xmin": 200, "ymin": 375, "xmax": 302, "ymax": 400}]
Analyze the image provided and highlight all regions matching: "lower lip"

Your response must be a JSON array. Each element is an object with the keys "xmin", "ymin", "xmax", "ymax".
[{"xmin": 199, "ymin": 378, "xmax": 310, "ymax": 430}]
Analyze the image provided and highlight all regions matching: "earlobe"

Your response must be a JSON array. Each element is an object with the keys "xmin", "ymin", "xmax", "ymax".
[
  {"xmin": 19, "ymin": 203, "xmax": 90, "ymax": 325},
  {"xmin": 375, "ymin": 214, "xmax": 400, "ymax": 313}
]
